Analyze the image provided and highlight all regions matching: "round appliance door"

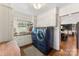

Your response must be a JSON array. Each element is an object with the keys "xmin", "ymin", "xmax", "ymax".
[{"xmin": 37, "ymin": 29, "xmax": 46, "ymax": 41}]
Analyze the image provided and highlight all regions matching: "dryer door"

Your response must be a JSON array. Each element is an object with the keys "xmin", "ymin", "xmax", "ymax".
[{"xmin": 37, "ymin": 29, "xmax": 46, "ymax": 42}]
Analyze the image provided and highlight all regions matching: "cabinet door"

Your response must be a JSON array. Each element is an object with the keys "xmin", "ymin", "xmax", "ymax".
[
  {"xmin": 0, "ymin": 5, "xmax": 13, "ymax": 42},
  {"xmin": 15, "ymin": 35, "xmax": 32, "ymax": 47}
]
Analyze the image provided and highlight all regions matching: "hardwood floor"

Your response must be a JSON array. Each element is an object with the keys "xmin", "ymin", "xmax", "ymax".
[
  {"xmin": 48, "ymin": 35, "xmax": 77, "ymax": 56},
  {"xmin": 20, "ymin": 35, "xmax": 78, "ymax": 56}
]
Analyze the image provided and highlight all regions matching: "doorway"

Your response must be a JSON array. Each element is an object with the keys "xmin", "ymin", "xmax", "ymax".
[{"xmin": 60, "ymin": 24, "xmax": 77, "ymax": 56}]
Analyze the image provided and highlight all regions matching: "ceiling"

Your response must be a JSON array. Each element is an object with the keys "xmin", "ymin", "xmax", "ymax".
[
  {"xmin": 10, "ymin": 3, "xmax": 70, "ymax": 16},
  {"xmin": 26, "ymin": 3, "xmax": 70, "ymax": 16}
]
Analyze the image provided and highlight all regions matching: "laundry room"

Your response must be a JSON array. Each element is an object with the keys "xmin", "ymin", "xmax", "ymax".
[
  {"xmin": 12, "ymin": 3, "xmax": 61, "ymax": 56},
  {"xmin": 0, "ymin": 3, "xmax": 79, "ymax": 56},
  {"xmin": 12, "ymin": 3, "xmax": 79, "ymax": 56}
]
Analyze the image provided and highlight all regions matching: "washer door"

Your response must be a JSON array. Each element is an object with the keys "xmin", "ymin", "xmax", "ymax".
[{"xmin": 37, "ymin": 29, "xmax": 46, "ymax": 41}]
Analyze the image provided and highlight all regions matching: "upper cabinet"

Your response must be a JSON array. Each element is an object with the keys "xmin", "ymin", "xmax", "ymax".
[
  {"xmin": 36, "ymin": 8, "xmax": 57, "ymax": 27},
  {"xmin": 0, "ymin": 5, "xmax": 13, "ymax": 43}
]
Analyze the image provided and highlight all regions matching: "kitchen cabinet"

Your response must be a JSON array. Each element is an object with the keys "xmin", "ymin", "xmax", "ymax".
[
  {"xmin": 0, "ymin": 5, "xmax": 13, "ymax": 43},
  {"xmin": 36, "ymin": 8, "xmax": 56, "ymax": 27},
  {"xmin": 14, "ymin": 35, "xmax": 32, "ymax": 47}
]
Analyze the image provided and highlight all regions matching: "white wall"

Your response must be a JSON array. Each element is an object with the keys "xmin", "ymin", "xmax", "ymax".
[
  {"xmin": 0, "ymin": 5, "xmax": 13, "ymax": 43},
  {"xmin": 54, "ymin": 27, "xmax": 60, "ymax": 50},
  {"xmin": 31, "ymin": 16, "xmax": 37, "ymax": 27},
  {"xmin": 37, "ymin": 8, "xmax": 56, "ymax": 27},
  {"xmin": 53, "ymin": 8, "xmax": 60, "ymax": 50}
]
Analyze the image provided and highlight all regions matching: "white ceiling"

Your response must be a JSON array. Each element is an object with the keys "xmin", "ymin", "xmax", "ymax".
[
  {"xmin": 9, "ymin": 3, "xmax": 70, "ymax": 16},
  {"xmin": 26, "ymin": 3, "xmax": 70, "ymax": 16}
]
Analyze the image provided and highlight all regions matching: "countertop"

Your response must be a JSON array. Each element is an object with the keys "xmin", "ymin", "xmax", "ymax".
[{"xmin": 14, "ymin": 32, "xmax": 32, "ymax": 36}]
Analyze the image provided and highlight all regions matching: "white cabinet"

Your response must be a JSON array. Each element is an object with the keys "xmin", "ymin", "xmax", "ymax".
[
  {"xmin": 0, "ymin": 5, "xmax": 13, "ymax": 43},
  {"xmin": 37, "ymin": 8, "xmax": 56, "ymax": 27},
  {"xmin": 14, "ymin": 35, "xmax": 32, "ymax": 47}
]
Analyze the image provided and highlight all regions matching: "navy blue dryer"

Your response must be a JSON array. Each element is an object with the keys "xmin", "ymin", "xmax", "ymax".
[
  {"xmin": 32, "ymin": 27, "xmax": 53, "ymax": 54},
  {"xmin": 36, "ymin": 28, "xmax": 51, "ymax": 54}
]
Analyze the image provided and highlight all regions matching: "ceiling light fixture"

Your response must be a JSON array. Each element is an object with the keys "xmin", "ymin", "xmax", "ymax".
[{"xmin": 33, "ymin": 3, "xmax": 45, "ymax": 10}]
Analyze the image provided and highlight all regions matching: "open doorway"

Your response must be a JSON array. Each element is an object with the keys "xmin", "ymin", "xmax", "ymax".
[
  {"xmin": 59, "ymin": 13, "xmax": 79, "ymax": 56},
  {"xmin": 60, "ymin": 23, "xmax": 77, "ymax": 56},
  {"xmin": 60, "ymin": 11, "xmax": 79, "ymax": 56}
]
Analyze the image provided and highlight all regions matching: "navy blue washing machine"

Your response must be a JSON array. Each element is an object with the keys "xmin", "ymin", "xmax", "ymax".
[
  {"xmin": 32, "ymin": 27, "xmax": 37, "ymax": 47},
  {"xmin": 32, "ymin": 27, "xmax": 54, "ymax": 54}
]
